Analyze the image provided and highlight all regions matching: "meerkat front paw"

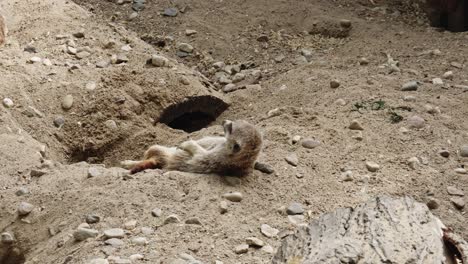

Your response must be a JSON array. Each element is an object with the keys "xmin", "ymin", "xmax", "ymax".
[{"xmin": 178, "ymin": 140, "xmax": 203, "ymax": 155}]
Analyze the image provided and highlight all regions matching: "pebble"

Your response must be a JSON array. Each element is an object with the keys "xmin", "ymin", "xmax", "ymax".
[
  {"xmin": 232, "ymin": 73, "xmax": 245, "ymax": 83},
  {"xmin": 222, "ymin": 84, "xmax": 237, "ymax": 93},
  {"xmin": 292, "ymin": 135, "xmax": 301, "ymax": 144},
  {"xmin": 141, "ymin": 227, "xmax": 153, "ymax": 235},
  {"xmin": 335, "ymin": 98, "xmax": 346, "ymax": 106},
  {"xmin": 103, "ymin": 228, "xmax": 125, "ymax": 239},
  {"xmin": 262, "ymin": 245, "xmax": 275, "ymax": 254},
  {"xmin": 163, "ymin": 8, "xmax": 178, "ymax": 17},
  {"xmin": 426, "ymin": 198, "xmax": 440, "ymax": 210},
  {"xmin": 365, "ymin": 161, "xmax": 380, "ymax": 172},
  {"xmin": 129, "ymin": 254, "xmax": 144, "ymax": 261},
  {"xmin": 439, "ymin": 149, "xmax": 450, "ymax": 158},
  {"xmin": 234, "ymin": 244, "xmax": 249, "ymax": 254},
  {"xmin": 116, "ymin": 54, "xmax": 129, "ymax": 64},
  {"xmin": 288, "ymin": 215, "xmax": 305, "ymax": 225},
  {"xmin": 73, "ymin": 228, "xmax": 99, "ymax": 241},
  {"xmin": 96, "ymin": 60, "xmax": 110, "ymax": 68},
  {"xmin": 330, "ymin": 80, "xmax": 340, "ymax": 88},
  {"xmin": 67, "ymin": 46, "xmax": 77, "ymax": 55},
  {"xmin": 349, "ymin": 120, "xmax": 364, "ymax": 130},
  {"xmin": 246, "ymin": 237, "xmax": 265, "ymax": 247},
  {"xmin": 213, "ymin": 61, "xmax": 225, "ymax": 69},
  {"xmin": 352, "ymin": 131, "xmax": 363, "ymax": 141},
  {"xmin": 18, "ymin": 202, "xmax": 34, "ymax": 216},
  {"xmin": 61, "ymin": 95, "xmax": 74, "ymax": 110},
  {"xmin": 284, "ymin": 153, "xmax": 299, "ymax": 166},
  {"xmin": 257, "ymin": 35, "xmax": 269, "ymax": 42},
  {"xmin": 16, "ymin": 187, "xmax": 29, "ymax": 196},
  {"xmin": 342, "ymin": 170, "xmax": 353, "ymax": 181},
  {"xmin": 455, "ymin": 168, "xmax": 467, "ymax": 174},
  {"xmin": 447, "ymin": 186, "xmax": 464, "ymax": 196},
  {"xmin": 163, "ymin": 214, "xmax": 181, "ymax": 225},
  {"xmin": 260, "ymin": 224, "xmax": 279, "ymax": 238},
  {"xmin": 151, "ymin": 54, "xmax": 169, "ymax": 67},
  {"xmin": 1, "ymin": 232, "xmax": 14, "ymax": 244},
  {"xmin": 450, "ymin": 197, "xmax": 465, "ymax": 209},
  {"xmin": 219, "ymin": 201, "xmax": 228, "ymax": 214},
  {"xmin": 30, "ymin": 169, "xmax": 46, "ymax": 177},
  {"xmin": 185, "ymin": 217, "xmax": 202, "ymax": 225},
  {"xmin": 87, "ymin": 167, "xmax": 101, "ymax": 178},
  {"xmin": 401, "ymin": 81, "xmax": 419, "ymax": 91},
  {"xmin": 443, "ymin": 71, "xmax": 454, "ymax": 80},
  {"xmin": 124, "ymin": 220, "xmax": 137, "ymax": 230},
  {"xmin": 131, "ymin": 237, "xmax": 148, "ymax": 246},
  {"xmin": 451, "ymin": 62, "xmax": 463, "ymax": 69},
  {"xmin": 85, "ymin": 213, "xmax": 101, "ymax": 224},
  {"xmin": 85, "ymin": 82, "xmax": 97, "ymax": 91},
  {"xmin": 42, "ymin": 59, "xmax": 52, "ymax": 66},
  {"xmin": 105, "ymin": 238, "xmax": 124, "ymax": 247},
  {"xmin": 403, "ymin": 95, "xmax": 416, "ymax": 102},
  {"xmin": 151, "ymin": 208, "xmax": 162, "ymax": 217},
  {"xmin": 222, "ymin": 192, "xmax": 243, "ymax": 202},
  {"xmin": 274, "ymin": 55, "xmax": 285, "ymax": 63},
  {"xmin": 2, "ymin": 98, "xmax": 14, "ymax": 108},
  {"xmin": 254, "ymin": 162, "xmax": 274, "ymax": 174},
  {"xmin": 339, "ymin": 19, "xmax": 352, "ymax": 28},
  {"xmin": 185, "ymin": 29, "xmax": 197, "ymax": 36},
  {"xmin": 460, "ymin": 145, "xmax": 468, "ymax": 157},
  {"xmin": 76, "ymin": 51, "xmax": 91, "ymax": 59},
  {"xmin": 301, "ymin": 49, "xmax": 313, "ymax": 61},
  {"xmin": 407, "ymin": 116, "xmax": 425, "ymax": 129},
  {"xmin": 73, "ymin": 31, "xmax": 85, "ymax": 38},
  {"xmin": 407, "ymin": 157, "xmax": 420, "ymax": 170},
  {"xmin": 177, "ymin": 43, "xmax": 194, "ymax": 53},
  {"xmin": 104, "ymin": 120, "xmax": 118, "ymax": 130},
  {"xmin": 359, "ymin": 57, "xmax": 369, "ymax": 65},
  {"xmin": 432, "ymin": 78, "xmax": 443, "ymax": 85},
  {"xmin": 286, "ymin": 202, "xmax": 304, "ymax": 215},
  {"xmin": 301, "ymin": 138, "xmax": 321, "ymax": 149},
  {"xmin": 29, "ymin": 56, "xmax": 42, "ymax": 63},
  {"xmin": 88, "ymin": 258, "xmax": 109, "ymax": 264},
  {"xmin": 128, "ymin": 12, "xmax": 138, "ymax": 21}
]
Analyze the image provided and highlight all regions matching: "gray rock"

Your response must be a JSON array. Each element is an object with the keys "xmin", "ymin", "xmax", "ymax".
[
  {"xmin": 232, "ymin": 73, "xmax": 245, "ymax": 83},
  {"xmin": 18, "ymin": 202, "xmax": 34, "ymax": 216},
  {"xmin": 450, "ymin": 197, "xmax": 465, "ymax": 209},
  {"xmin": 151, "ymin": 208, "xmax": 162, "ymax": 217},
  {"xmin": 300, "ymin": 49, "xmax": 313, "ymax": 61},
  {"xmin": 439, "ymin": 149, "xmax": 450, "ymax": 158},
  {"xmin": 163, "ymin": 214, "xmax": 181, "ymax": 225},
  {"xmin": 131, "ymin": 237, "xmax": 148, "ymax": 246},
  {"xmin": 185, "ymin": 217, "xmax": 202, "ymax": 225},
  {"xmin": 222, "ymin": 83, "xmax": 237, "ymax": 93},
  {"xmin": 246, "ymin": 237, "xmax": 265, "ymax": 247},
  {"xmin": 76, "ymin": 51, "xmax": 91, "ymax": 59},
  {"xmin": 54, "ymin": 116, "xmax": 65, "ymax": 127},
  {"xmin": 105, "ymin": 238, "xmax": 125, "ymax": 247},
  {"xmin": 163, "ymin": 8, "xmax": 178, "ymax": 17},
  {"xmin": 222, "ymin": 192, "xmax": 243, "ymax": 202},
  {"xmin": 219, "ymin": 201, "xmax": 228, "ymax": 214},
  {"xmin": 104, "ymin": 120, "xmax": 118, "ymax": 130},
  {"xmin": 128, "ymin": 12, "xmax": 139, "ymax": 21},
  {"xmin": 339, "ymin": 19, "xmax": 352, "ymax": 28},
  {"xmin": 460, "ymin": 145, "xmax": 468, "ymax": 157},
  {"xmin": 260, "ymin": 224, "xmax": 279, "ymax": 238},
  {"xmin": 129, "ymin": 254, "xmax": 144, "ymax": 261},
  {"xmin": 234, "ymin": 244, "xmax": 249, "ymax": 254},
  {"xmin": 96, "ymin": 60, "xmax": 110, "ymax": 68},
  {"xmin": 330, "ymin": 80, "xmax": 340, "ymax": 88},
  {"xmin": 177, "ymin": 43, "xmax": 194, "ymax": 53},
  {"xmin": 16, "ymin": 187, "xmax": 29, "ymax": 196},
  {"xmin": 1, "ymin": 232, "xmax": 15, "ymax": 244},
  {"xmin": 349, "ymin": 120, "xmax": 364, "ymax": 130},
  {"xmin": 85, "ymin": 213, "xmax": 101, "ymax": 224},
  {"xmin": 132, "ymin": 0, "xmax": 145, "ymax": 11},
  {"xmin": 103, "ymin": 228, "xmax": 125, "ymax": 239},
  {"xmin": 141, "ymin": 227, "xmax": 154, "ymax": 235},
  {"xmin": 87, "ymin": 167, "xmax": 101, "ymax": 178},
  {"xmin": 61, "ymin": 95, "xmax": 74, "ymax": 110},
  {"xmin": 407, "ymin": 116, "xmax": 425, "ymax": 129},
  {"xmin": 73, "ymin": 228, "xmax": 99, "ymax": 241},
  {"xmin": 176, "ymin": 51, "xmax": 191, "ymax": 58},
  {"xmin": 185, "ymin": 29, "xmax": 197, "ymax": 36},
  {"xmin": 302, "ymin": 139, "xmax": 321, "ymax": 149},
  {"xmin": 124, "ymin": 220, "xmax": 137, "ymax": 230},
  {"xmin": 366, "ymin": 161, "xmax": 380, "ymax": 172},
  {"xmin": 288, "ymin": 215, "xmax": 306, "ymax": 225},
  {"xmin": 401, "ymin": 81, "xmax": 419, "ymax": 91},
  {"xmin": 285, "ymin": 153, "xmax": 299, "ymax": 166},
  {"xmin": 254, "ymin": 162, "xmax": 274, "ymax": 174},
  {"xmin": 447, "ymin": 186, "xmax": 464, "ymax": 196},
  {"xmin": 287, "ymin": 202, "xmax": 305, "ymax": 215}
]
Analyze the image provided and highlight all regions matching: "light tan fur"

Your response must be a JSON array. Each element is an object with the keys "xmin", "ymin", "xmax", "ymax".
[
  {"xmin": 121, "ymin": 120, "xmax": 262, "ymax": 176},
  {"xmin": 0, "ymin": 13, "xmax": 6, "ymax": 46}
]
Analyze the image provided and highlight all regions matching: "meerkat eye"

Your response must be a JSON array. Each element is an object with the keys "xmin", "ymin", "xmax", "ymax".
[{"xmin": 233, "ymin": 142, "xmax": 241, "ymax": 152}]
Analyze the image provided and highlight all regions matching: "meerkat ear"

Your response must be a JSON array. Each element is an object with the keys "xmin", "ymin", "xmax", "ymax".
[{"xmin": 223, "ymin": 120, "xmax": 233, "ymax": 135}]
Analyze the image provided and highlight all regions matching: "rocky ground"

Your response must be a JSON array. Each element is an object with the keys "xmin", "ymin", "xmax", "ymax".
[{"xmin": 0, "ymin": 0, "xmax": 467, "ymax": 263}]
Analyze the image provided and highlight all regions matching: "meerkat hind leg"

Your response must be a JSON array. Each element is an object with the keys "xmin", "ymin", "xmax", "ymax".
[{"xmin": 178, "ymin": 140, "xmax": 207, "ymax": 155}]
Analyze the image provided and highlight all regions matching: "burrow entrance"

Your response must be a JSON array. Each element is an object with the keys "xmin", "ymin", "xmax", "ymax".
[{"xmin": 156, "ymin": 95, "xmax": 229, "ymax": 133}]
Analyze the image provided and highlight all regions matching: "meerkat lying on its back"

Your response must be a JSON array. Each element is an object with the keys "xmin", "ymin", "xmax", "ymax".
[{"xmin": 121, "ymin": 120, "xmax": 262, "ymax": 176}]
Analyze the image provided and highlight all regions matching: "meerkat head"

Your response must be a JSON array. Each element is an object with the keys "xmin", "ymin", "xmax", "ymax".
[{"xmin": 222, "ymin": 120, "xmax": 262, "ymax": 159}]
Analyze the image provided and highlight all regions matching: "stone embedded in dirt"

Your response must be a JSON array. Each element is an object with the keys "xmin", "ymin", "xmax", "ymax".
[
  {"xmin": 213, "ymin": 61, "xmax": 225, "ymax": 69},
  {"xmin": 151, "ymin": 208, "xmax": 162, "ymax": 217},
  {"xmin": 88, "ymin": 259, "xmax": 109, "ymax": 264},
  {"xmin": 460, "ymin": 145, "xmax": 468, "ymax": 157},
  {"xmin": 185, "ymin": 217, "xmax": 202, "ymax": 225},
  {"xmin": 124, "ymin": 220, "xmax": 137, "ymax": 230},
  {"xmin": 76, "ymin": 51, "xmax": 90, "ymax": 59},
  {"xmin": 335, "ymin": 98, "xmax": 346, "ymax": 106},
  {"xmin": 66, "ymin": 46, "xmax": 77, "ymax": 55},
  {"xmin": 274, "ymin": 54, "xmax": 285, "ymax": 63},
  {"xmin": 1, "ymin": 232, "xmax": 14, "ymax": 244},
  {"xmin": 254, "ymin": 162, "xmax": 274, "ymax": 174},
  {"xmin": 407, "ymin": 157, "xmax": 420, "ymax": 170},
  {"xmin": 85, "ymin": 213, "xmax": 100, "ymax": 224},
  {"xmin": 219, "ymin": 201, "xmax": 228, "ymax": 214},
  {"xmin": 85, "ymin": 81, "xmax": 97, "ymax": 91},
  {"xmin": 359, "ymin": 57, "xmax": 369, "ymax": 65},
  {"xmin": 443, "ymin": 71, "xmax": 453, "ymax": 80},
  {"xmin": 403, "ymin": 95, "xmax": 416, "ymax": 102},
  {"xmin": 365, "ymin": 161, "xmax": 380, "ymax": 172},
  {"xmin": 141, "ymin": 226, "xmax": 153, "ymax": 235},
  {"xmin": 73, "ymin": 227, "xmax": 99, "ymax": 241},
  {"xmin": 288, "ymin": 215, "xmax": 305, "ymax": 225},
  {"xmin": 301, "ymin": 138, "xmax": 321, "ymax": 149},
  {"xmin": 222, "ymin": 84, "xmax": 237, "ymax": 93},
  {"xmin": 352, "ymin": 130, "xmax": 363, "ymax": 141},
  {"xmin": 341, "ymin": 170, "xmax": 353, "ymax": 181},
  {"xmin": 222, "ymin": 192, "xmax": 243, "ymax": 202},
  {"xmin": 232, "ymin": 73, "xmax": 245, "ymax": 83},
  {"xmin": 262, "ymin": 244, "xmax": 275, "ymax": 254},
  {"xmin": 103, "ymin": 228, "xmax": 125, "ymax": 239},
  {"xmin": 61, "ymin": 94, "xmax": 74, "ymax": 110},
  {"xmin": 163, "ymin": 214, "xmax": 181, "ymax": 225},
  {"xmin": 42, "ymin": 58, "xmax": 52, "ymax": 66},
  {"xmin": 133, "ymin": 0, "xmax": 145, "ymax": 11},
  {"xmin": 260, "ymin": 224, "xmax": 279, "ymax": 238},
  {"xmin": 185, "ymin": 29, "xmax": 197, "ymax": 36},
  {"xmin": 130, "ymin": 254, "xmax": 144, "ymax": 261},
  {"xmin": 73, "ymin": 31, "xmax": 85, "ymax": 38},
  {"xmin": 105, "ymin": 238, "xmax": 124, "ymax": 247},
  {"xmin": 18, "ymin": 202, "xmax": 34, "ymax": 215},
  {"xmin": 349, "ymin": 120, "xmax": 364, "ymax": 130},
  {"xmin": 451, "ymin": 62, "xmax": 463, "ymax": 69},
  {"xmin": 450, "ymin": 197, "xmax": 465, "ymax": 209},
  {"xmin": 407, "ymin": 116, "xmax": 425, "ymax": 129},
  {"xmin": 454, "ymin": 168, "xmax": 467, "ymax": 174},
  {"xmin": 432, "ymin": 78, "xmax": 443, "ymax": 85},
  {"xmin": 30, "ymin": 169, "xmax": 46, "ymax": 177},
  {"xmin": 131, "ymin": 237, "xmax": 148, "ymax": 246},
  {"xmin": 163, "ymin": 7, "xmax": 178, "ymax": 17},
  {"xmin": 128, "ymin": 12, "xmax": 138, "ymax": 21},
  {"xmin": 246, "ymin": 237, "xmax": 265, "ymax": 247},
  {"xmin": 24, "ymin": 45, "xmax": 38, "ymax": 53},
  {"xmin": 330, "ymin": 80, "xmax": 340, "ymax": 88},
  {"xmin": 401, "ymin": 81, "xmax": 419, "ymax": 91},
  {"xmin": 339, "ymin": 19, "xmax": 352, "ymax": 28},
  {"xmin": 151, "ymin": 54, "xmax": 169, "ymax": 67},
  {"xmin": 286, "ymin": 202, "xmax": 304, "ymax": 215},
  {"xmin": 300, "ymin": 49, "xmax": 313, "ymax": 61},
  {"xmin": 177, "ymin": 43, "xmax": 193, "ymax": 53},
  {"xmin": 292, "ymin": 135, "xmax": 301, "ymax": 144},
  {"xmin": 104, "ymin": 120, "xmax": 118, "ymax": 130},
  {"xmin": 234, "ymin": 244, "xmax": 249, "ymax": 254},
  {"xmin": 285, "ymin": 153, "xmax": 299, "ymax": 166},
  {"xmin": 28, "ymin": 56, "xmax": 42, "ymax": 64},
  {"xmin": 116, "ymin": 54, "xmax": 129, "ymax": 64},
  {"xmin": 2, "ymin": 98, "xmax": 14, "ymax": 108},
  {"xmin": 87, "ymin": 167, "xmax": 101, "ymax": 178},
  {"xmin": 96, "ymin": 60, "xmax": 110, "ymax": 68},
  {"xmin": 16, "ymin": 187, "xmax": 29, "ymax": 196},
  {"xmin": 426, "ymin": 198, "xmax": 440, "ymax": 210},
  {"xmin": 438, "ymin": 149, "xmax": 450, "ymax": 158},
  {"xmin": 447, "ymin": 186, "xmax": 464, "ymax": 196},
  {"xmin": 257, "ymin": 34, "xmax": 269, "ymax": 42}
]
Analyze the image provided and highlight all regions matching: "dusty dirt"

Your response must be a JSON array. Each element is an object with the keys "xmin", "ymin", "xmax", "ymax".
[{"xmin": 0, "ymin": 0, "xmax": 467, "ymax": 263}]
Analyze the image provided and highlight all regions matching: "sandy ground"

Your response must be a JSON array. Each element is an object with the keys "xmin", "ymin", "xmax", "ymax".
[{"xmin": 0, "ymin": 0, "xmax": 467, "ymax": 263}]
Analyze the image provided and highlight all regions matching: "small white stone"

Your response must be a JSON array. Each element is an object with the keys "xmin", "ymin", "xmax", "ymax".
[
  {"xmin": 234, "ymin": 244, "xmax": 249, "ymax": 254},
  {"xmin": 454, "ymin": 168, "xmax": 467, "ymax": 174},
  {"xmin": 260, "ymin": 224, "xmax": 279, "ymax": 238},
  {"xmin": 151, "ymin": 54, "xmax": 169, "ymax": 67},
  {"xmin": 42, "ymin": 59, "xmax": 52, "ymax": 66},
  {"xmin": 129, "ymin": 254, "xmax": 144, "ymax": 261},
  {"xmin": 222, "ymin": 192, "xmax": 243, "ymax": 202},
  {"xmin": 365, "ymin": 161, "xmax": 380, "ymax": 172},
  {"xmin": 124, "ymin": 220, "xmax": 137, "ymax": 230},
  {"xmin": 432, "ymin": 78, "xmax": 443, "ymax": 85},
  {"xmin": 131, "ymin": 237, "xmax": 148, "ymax": 246},
  {"xmin": 443, "ymin": 71, "xmax": 454, "ymax": 80},
  {"xmin": 18, "ymin": 202, "xmax": 34, "ymax": 215},
  {"xmin": 85, "ymin": 82, "xmax": 97, "ymax": 91},
  {"xmin": 246, "ymin": 237, "xmax": 265, "ymax": 247},
  {"xmin": 29, "ymin": 57, "xmax": 42, "ymax": 63},
  {"xmin": 407, "ymin": 157, "xmax": 420, "ymax": 170},
  {"xmin": 2, "ymin": 98, "xmax": 14, "ymax": 108},
  {"xmin": 103, "ymin": 228, "xmax": 125, "ymax": 239}
]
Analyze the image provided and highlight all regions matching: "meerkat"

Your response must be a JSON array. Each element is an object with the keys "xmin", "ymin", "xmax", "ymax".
[
  {"xmin": 121, "ymin": 120, "xmax": 262, "ymax": 176},
  {"xmin": 0, "ymin": 13, "xmax": 6, "ymax": 46}
]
